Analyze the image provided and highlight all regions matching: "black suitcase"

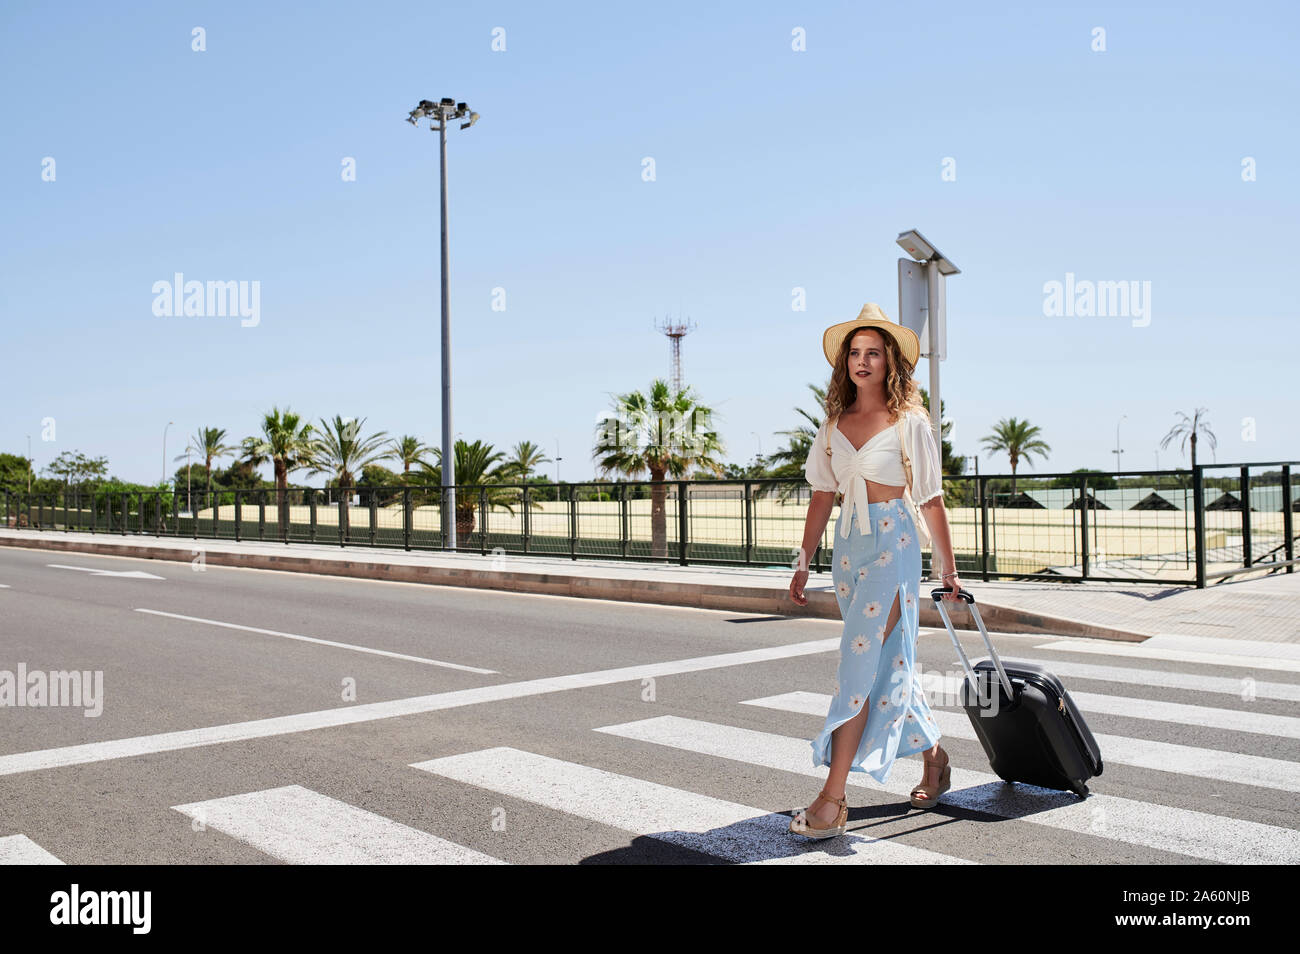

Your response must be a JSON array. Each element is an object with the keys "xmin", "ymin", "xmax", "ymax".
[{"xmin": 930, "ymin": 587, "xmax": 1103, "ymax": 798}]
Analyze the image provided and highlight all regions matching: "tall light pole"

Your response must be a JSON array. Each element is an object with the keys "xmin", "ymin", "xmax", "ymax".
[
  {"xmin": 1112, "ymin": 414, "xmax": 1126, "ymax": 473},
  {"xmin": 407, "ymin": 97, "xmax": 480, "ymax": 550},
  {"xmin": 26, "ymin": 434, "xmax": 32, "ymax": 493},
  {"xmin": 163, "ymin": 421, "xmax": 174, "ymax": 487},
  {"xmin": 554, "ymin": 437, "xmax": 563, "ymax": 503}
]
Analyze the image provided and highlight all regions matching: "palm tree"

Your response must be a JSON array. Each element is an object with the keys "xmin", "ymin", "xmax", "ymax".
[
  {"xmin": 749, "ymin": 382, "xmax": 828, "ymax": 503},
  {"xmin": 980, "ymin": 417, "xmax": 1051, "ymax": 498},
  {"xmin": 916, "ymin": 387, "xmax": 967, "ymax": 478},
  {"xmin": 502, "ymin": 440, "xmax": 551, "ymax": 483},
  {"xmin": 388, "ymin": 434, "xmax": 433, "ymax": 478},
  {"xmin": 240, "ymin": 408, "xmax": 316, "ymax": 538},
  {"xmin": 1160, "ymin": 407, "xmax": 1216, "ymax": 470},
  {"xmin": 175, "ymin": 427, "xmax": 238, "ymax": 498},
  {"xmin": 767, "ymin": 382, "xmax": 829, "ymax": 476},
  {"xmin": 306, "ymin": 416, "xmax": 391, "ymax": 537},
  {"xmin": 417, "ymin": 439, "xmax": 519, "ymax": 537},
  {"xmin": 593, "ymin": 379, "xmax": 725, "ymax": 559}
]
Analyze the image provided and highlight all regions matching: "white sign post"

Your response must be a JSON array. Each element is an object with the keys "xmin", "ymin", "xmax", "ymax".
[
  {"xmin": 896, "ymin": 231, "xmax": 959, "ymax": 448},
  {"xmin": 898, "ymin": 259, "xmax": 930, "ymax": 352}
]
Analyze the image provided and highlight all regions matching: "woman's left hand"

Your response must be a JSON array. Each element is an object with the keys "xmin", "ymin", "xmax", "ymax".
[{"xmin": 941, "ymin": 574, "xmax": 963, "ymax": 601}]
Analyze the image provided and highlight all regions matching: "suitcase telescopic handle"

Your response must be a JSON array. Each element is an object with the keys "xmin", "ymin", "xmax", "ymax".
[
  {"xmin": 929, "ymin": 587, "xmax": 974, "ymax": 603},
  {"xmin": 929, "ymin": 587, "xmax": 1015, "ymax": 705}
]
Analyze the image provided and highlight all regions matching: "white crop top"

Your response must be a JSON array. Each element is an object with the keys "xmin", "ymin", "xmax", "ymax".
[{"xmin": 803, "ymin": 409, "xmax": 944, "ymax": 541}]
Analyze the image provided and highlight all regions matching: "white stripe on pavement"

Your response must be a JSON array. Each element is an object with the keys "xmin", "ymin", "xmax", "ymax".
[
  {"xmin": 1029, "ymin": 638, "xmax": 1300, "ymax": 673},
  {"xmin": 133, "ymin": 608, "xmax": 498, "ymax": 673},
  {"xmin": 409, "ymin": 746, "xmax": 975, "ymax": 865},
  {"xmin": 968, "ymin": 657, "xmax": 1300, "ymax": 703},
  {"xmin": 0, "ymin": 636, "xmax": 838, "ymax": 777},
  {"xmin": 171, "ymin": 784, "xmax": 505, "ymax": 864},
  {"xmin": 49, "ymin": 564, "xmax": 165, "ymax": 580},
  {"xmin": 1138, "ymin": 635, "xmax": 1300, "ymax": 660},
  {"xmin": 745, "ymin": 692, "xmax": 1300, "ymax": 794},
  {"xmin": 909, "ymin": 671, "xmax": 1300, "ymax": 738},
  {"xmin": 0, "ymin": 834, "xmax": 63, "ymax": 864},
  {"xmin": 1069, "ymin": 690, "xmax": 1300, "ymax": 738},
  {"xmin": 594, "ymin": 714, "xmax": 1300, "ymax": 865}
]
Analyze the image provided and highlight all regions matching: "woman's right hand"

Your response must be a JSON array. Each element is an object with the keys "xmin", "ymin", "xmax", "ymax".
[{"xmin": 789, "ymin": 568, "xmax": 809, "ymax": 606}]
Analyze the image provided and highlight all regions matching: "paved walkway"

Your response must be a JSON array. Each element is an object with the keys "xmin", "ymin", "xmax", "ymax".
[{"xmin": 1, "ymin": 528, "xmax": 1296, "ymax": 643}]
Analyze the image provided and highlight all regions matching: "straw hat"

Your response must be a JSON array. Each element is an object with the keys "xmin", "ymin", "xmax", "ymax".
[{"xmin": 822, "ymin": 303, "xmax": 919, "ymax": 370}]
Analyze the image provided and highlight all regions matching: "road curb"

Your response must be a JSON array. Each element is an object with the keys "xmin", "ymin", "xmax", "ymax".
[{"xmin": 0, "ymin": 534, "xmax": 1149, "ymax": 642}]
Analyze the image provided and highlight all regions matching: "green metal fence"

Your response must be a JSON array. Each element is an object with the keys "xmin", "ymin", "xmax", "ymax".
[{"xmin": 3, "ymin": 461, "xmax": 1296, "ymax": 587}]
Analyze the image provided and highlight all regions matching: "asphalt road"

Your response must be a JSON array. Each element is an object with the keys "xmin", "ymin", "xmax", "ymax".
[{"xmin": 1, "ymin": 544, "xmax": 1297, "ymax": 865}]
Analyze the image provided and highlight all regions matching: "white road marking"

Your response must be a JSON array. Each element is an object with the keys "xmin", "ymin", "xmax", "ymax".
[
  {"xmin": 909, "ymin": 671, "xmax": 1300, "ymax": 738},
  {"xmin": 48, "ymin": 564, "xmax": 165, "ymax": 580},
  {"xmin": 410, "ymin": 746, "xmax": 975, "ymax": 864},
  {"xmin": 171, "ymin": 784, "xmax": 505, "ymax": 864},
  {"xmin": 595, "ymin": 714, "xmax": 1300, "ymax": 865},
  {"xmin": 1068, "ymin": 690, "xmax": 1300, "ymax": 738},
  {"xmin": 965, "ymin": 657, "xmax": 1300, "ymax": 703},
  {"xmin": 1138, "ymin": 635, "xmax": 1300, "ymax": 659},
  {"xmin": 1029, "ymin": 638, "xmax": 1300, "ymax": 673},
  {"xmin": 133, "ymin": 608, "xmax": 498, "ymax": 673},
  {"xmin": 0, "ymin": 637, "xmax": 838, "ymax": 777},
  {"xmin": 745, "ymin": 691, "xmax": 1300, "ymax": 793},
  {"xmin": 0, "ymin": 834, "xmax": 63, "ymax": 864}
]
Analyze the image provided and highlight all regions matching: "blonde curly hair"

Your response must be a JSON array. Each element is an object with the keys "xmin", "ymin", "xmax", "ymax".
[{"xmin": 824, "ymin": 326, "xmax": 926, "ymax": 429}]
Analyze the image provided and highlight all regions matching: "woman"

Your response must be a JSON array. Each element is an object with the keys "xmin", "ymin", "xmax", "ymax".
[{"xmin": 787, "ymin": 303, "xmax": 964, "ymax": 838}]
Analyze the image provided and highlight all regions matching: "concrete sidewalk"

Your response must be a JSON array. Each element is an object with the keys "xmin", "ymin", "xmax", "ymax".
[{"xmin": 2, "ymin": 528, "xmax": 1296, "ymax": 643}]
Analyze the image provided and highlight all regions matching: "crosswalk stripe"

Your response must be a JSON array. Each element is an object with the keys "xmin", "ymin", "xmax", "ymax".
[
  {"xmin": 410, "ymin": 746, "xmax": 977, "ymax": 864},
  {"xmin": 910, "ymin": 671, "xmax": 1300, "ymax": 737},
  {"xmin": 170, "ymin": 784, "xmax": 506, "ymax": 864},
  {"xmin": 1068, "ymin": 690, "xmax": 1300, "ymax": 737},
  {"xmin": 594, "ymin": 714, "xmax": 1300, "ymax": 865},
  {"xmin": 1026, "ymin": 639, "xmax": 1300, "ymax": 673},
  {"xmin": 1133, "ymin": 635, "xmax": 1300, "ymax": 660},
  {"xmin": 745, "ymin": 691, "xmax": 1300, "ymax": 793},
  {"xmin": 956, "ymin": 657, "xmax": 1300, "ymax": 703},
  {"xmin": 0, "ymin": 834, "xmax": 63, "ymax": 864},
  {"xmin": 0, "ymin": 636, "xmax": 841, "ymax": 778}
]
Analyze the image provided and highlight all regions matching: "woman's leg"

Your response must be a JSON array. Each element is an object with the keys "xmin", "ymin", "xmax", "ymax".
[
  {"xmin": 912, "ymin": 742, "xmax": 949, "ymax": 804},
  {"xmin": 907, "ymin": 520, "xmax": 948, "ymax": 801},
  {"xmin": 806, "ymin": 588, "xmax": 904, "ymax": 826}
]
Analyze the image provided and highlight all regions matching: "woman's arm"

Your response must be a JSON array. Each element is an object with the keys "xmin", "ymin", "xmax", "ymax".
[
  {"xmin": 789, "ymin": 490, "xmax": 835, "ymax": 605},
  {"xmin": 919, "ymin": 496, "xmax": 962, "ymax": 599},
  {"xmin": 797, "ymin": 491, "xmax": 836, "ymax": 570}
]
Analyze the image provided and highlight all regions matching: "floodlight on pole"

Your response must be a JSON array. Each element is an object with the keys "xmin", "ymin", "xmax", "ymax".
[
  {"xmin": 406, "ymin": 96, "xmax": 480, "ymax": 550},
  {"xmin": 897, "ymin": 229, "xmax": 961, "ymax": 276}
]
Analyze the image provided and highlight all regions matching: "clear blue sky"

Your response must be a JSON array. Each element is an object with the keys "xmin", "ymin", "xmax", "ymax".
[{"xmin": 3, "ymin": 0, "xmax": 1296, "ymax": 485}]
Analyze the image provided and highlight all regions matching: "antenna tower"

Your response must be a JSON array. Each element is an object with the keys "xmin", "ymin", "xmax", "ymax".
[{"xmin": 655, "ymin": 310, "xmax": 696, "ymax": 394}]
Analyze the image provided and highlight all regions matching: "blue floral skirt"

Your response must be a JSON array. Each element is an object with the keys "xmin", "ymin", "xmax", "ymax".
[{"xmin": 809, "ymin": 496, "xmax": 942, "ymax": 784}]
